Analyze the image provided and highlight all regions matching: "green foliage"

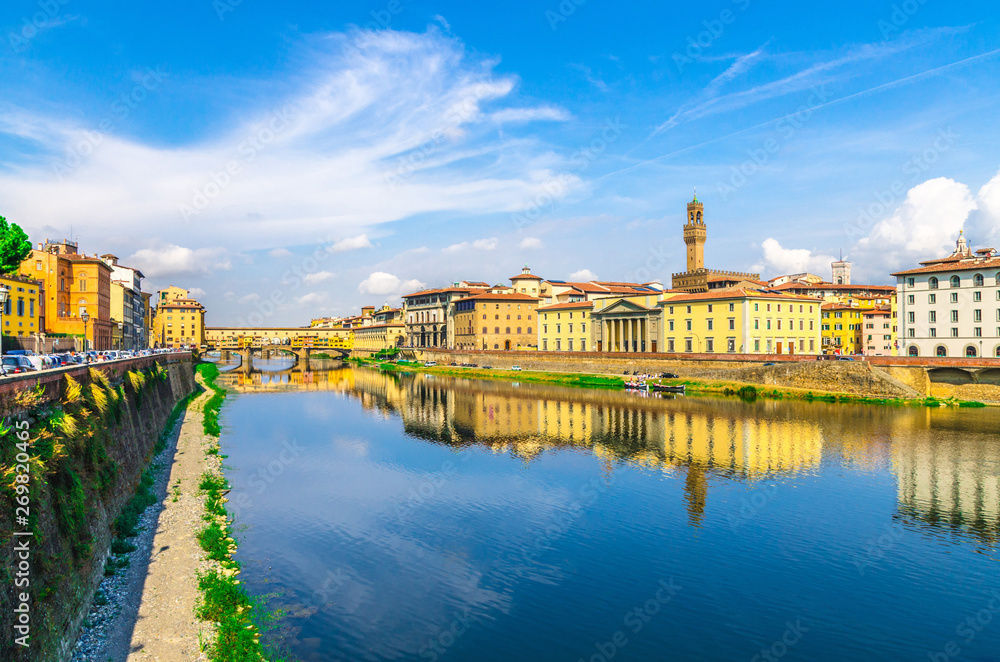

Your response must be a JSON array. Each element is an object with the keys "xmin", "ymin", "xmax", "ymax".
[
  {"xmin": 113, "ymin": 463, "xmax": 159, "ymax": 538},
  {"xmin": 0, "ymin": 215, "xmax": 32, "ymax": 274},
  {"xmin": 197, "ymin": 362, "xmax": 227, "ymax": 436}
]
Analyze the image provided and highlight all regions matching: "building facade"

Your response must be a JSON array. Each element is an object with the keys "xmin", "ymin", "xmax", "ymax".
[
  {"xmin": 820, "ymin": 303, "xmax": 863, "ymax": 355},
  {"xmin": 154, "ymin": 286, "xmax": 206, "ymax": 348},
  {"xmin": 591, "ymin": 294, "xmax": 663, "ymax": 353},
  {"xmin": 205, "ymin": 326, "xmax": 353, "ymax": 348},
  {"xmin": 538, "ymin": 301, "xmax": 594, "ymax": 351},
  {"xmin": 20, "ymin": 239, "xmax": 113, "ymax": 350},
  {"xmin": 103, "ymin": 255, "xmax": 145, "ymax": 350},
  {"xmin": 402, "ymin": 284, "xmax": 486, "ymax": 349},
  {"xmin": 453, "ymin": 293, "xmax": 539, "ymax": 350},
  {"xmin": 893, "ymin": 233, "xmax": 1000, "ymax": 358},
  {"xmin": 862, "ymin": 304, "xmax": 897, "ymax": 356},
  {"xmin": 0, "ymin": 273, "xmax": 43, "ymax": 340},
  {"xmin": 658, "ymin": 289, "xmax": 822, "ymax": 355}
]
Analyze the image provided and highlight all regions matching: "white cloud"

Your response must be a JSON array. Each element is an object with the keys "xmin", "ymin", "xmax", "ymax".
[
  {"xmin": 569, "ymin": 268, "xmax": 598, "ymax": 281},
  {"xmin": 753, "ymin": 238, "xmax": 838, "ymax": 277},
  {"xmin": 358, "ymin": 272, "xmax": 426, "ymax": 297},
  {"xmin": 756, "ymin": 172, "xmax": 994, "ymax": 282},
  {"xmin": 268, "ymin": 248, "xmax": 293, "ymax": 258},
  {"xmin": 443, "ymin": 237, "xmax": 498, "ymax": 253},
  {"xmin": 490, "ymin": 106, "xmax": 571, "ymax": 123},
  {"xmin": 188, "ymin": 287, "xmax": 207, "ymax": 297},
  {"xmin": 519, "ymin": 237, "xmax": 543, "ymax": 250},
  {"xmin": 330, "ymin": 235, "xmax": 373, "ymax": 253},
  {"xmin": 303, "ymin": 270, "xmax": 336, "ymax": 285},
  {"xmin": 0, "ymin": 30, "xmax": 579, "ymax": 255},
  {"xmin": 127, "ymin": 244, "xmax": 230, "ymax": 279},
  {"xmin": 239, "ymin": 293, "xmax": 260, "ymax": 304}
]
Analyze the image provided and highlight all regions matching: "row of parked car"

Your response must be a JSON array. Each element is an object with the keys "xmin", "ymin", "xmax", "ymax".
[{"xmin": 0, "ymin": 348, "xmax": 185, "ymax": 376}]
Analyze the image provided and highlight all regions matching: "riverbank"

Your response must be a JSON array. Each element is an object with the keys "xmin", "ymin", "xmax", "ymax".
[{"xmin": 350, "ymin": 357, "xmax": 989, "ymax": 407}]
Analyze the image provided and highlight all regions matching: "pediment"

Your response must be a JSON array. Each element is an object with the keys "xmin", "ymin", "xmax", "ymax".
[{"xmin": 593, "ymin": 300, "xmax": 656, "ymax": 316}]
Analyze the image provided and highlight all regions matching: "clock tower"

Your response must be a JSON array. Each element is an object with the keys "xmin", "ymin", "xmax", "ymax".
[{"xmin": 683, "ymin": 193, "xmax": 706, "ymax": 273}]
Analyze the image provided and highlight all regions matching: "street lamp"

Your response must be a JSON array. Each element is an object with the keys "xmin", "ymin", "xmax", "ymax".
[
  {"xmin": 0, "ymin": 285, "xmax": 8, "ymax": 363},
  {"xmin": 81, "ymin": 311, "xmax": 90, "ymax": 352}
]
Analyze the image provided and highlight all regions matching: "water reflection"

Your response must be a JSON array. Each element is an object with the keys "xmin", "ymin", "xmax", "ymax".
[{"xmin": 216, "ymin": 363, "xmax": 1000, "ymax": 547}]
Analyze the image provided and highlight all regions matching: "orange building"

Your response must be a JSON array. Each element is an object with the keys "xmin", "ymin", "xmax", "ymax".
[
  {"xmin": 453, "ymin": 292, "xmax": 539, "ymax": 350},
  {"xmin": 20, "ymin": 239, "xmax": 113, "ymax": 349},
  {"xmin": 154, "ymin": 286, "xmax": 207, "ymax": 348}
]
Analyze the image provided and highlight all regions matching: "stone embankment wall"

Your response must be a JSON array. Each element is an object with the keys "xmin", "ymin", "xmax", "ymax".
[
  {"xmin": 0, "ymin": 354, "xmax": 196, "ymax": 661},
  {"xmin": 417, "ymin": 349, "xmax": 929, "ymax": 399}
]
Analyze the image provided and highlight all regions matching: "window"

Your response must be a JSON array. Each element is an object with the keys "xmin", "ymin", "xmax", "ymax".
[
  {"xmin": 706, "ymin": 338, "xmax": 714, "ymax": 352},
  {"xmin": 974, "ymin": 292, "xmax": 982, "ymax": 302},
  {"xmin": 951, "ymin": 293, "xmax": 958, "ymax": 303},
  {"xmin": 556, "ymin": 339, "xmax": 561, "ymax": 350},
  {"xmin": 929, "ymin": 277, "xmax": 939, "ymax": 289},
  {"xmin": 754, "ymin": 319, "xmax": 759, "ymax": 330},
  {"xmin": 568, "ymin": 339, "xmax": 573, "ymax": 351},
  {"xmin": 582, "ymin": 324, "xmax": 586, "ymax": 332},
  {"xmin": 543, "ymin": 325, "xmax": 547, "ymax": 333},
  {"xmin": 951, "ymin": 328, "xmax": 959, "ymax": 337},
  {"xmin": 79, "ymin": 279, "xmax": 87, "ymax": 292},
  {"xmin": 929, "ymin": 311, "xmax": 936, "ymax": 323},
  {"xmin": 907, "ymin": 278, "xmax": 915, "ymax": 287},
  {"xmin": 543, "ymin": 339, "xmax": 548, "ymax": 350},
  {"xmin": 505, "ymin": 327, "xmax": 511, "ymax": 334},
  {"xmin": 669, "ymin": 320, "xmax": 675, "ymax": 331},
  {"xmin": 29, "ymin": 300, "xmax": 34, "ymax": 317},
  {"xmin": 929, "ymin": 328, "xmax": 936, "ymax": 337},
  {"xmin": 929, "ymin": 294, "xmax": 936, "ymax": 304},
  {"xmin": 974, "ymin": 274, "xmax": 984, "ymax": 287},
  {"xmin": 685, "ymin": 338, "xmax": 693, "ymax": 352},
  {"xmin": 686, "ymin": 305, "xmax": 692, "ymax": 314},
  {"xmin": 527, "ymin": 327, "xmax": 532, "ymax": 334},
  {"xmin": 35, "ymin": 260, "xmax": 41, "ymax": 270},
  {"xmin": 668, "ymin": 339, "xmax": 675, "ymax": 352},
  {"xmin": 685, "ymin": 320, "xmax": 692, "ymax": 331},
  {"xmin": 951, "ymin": 310, "xmax": 959, "ymax": 323},
  {"xmin": 974, "ymin": 310, "xmax": 982, "ymax": 322},
  {"xmin": 975, "ymin": 327, "xmax": 982, "ymax": 337},
  {"xmin": 708, "ymin": 304, "xmax": 713, "ymax": 312},
  {"xmin": 495, "ymin": 327, "xmax": 500, "ymax": 333},
  {"xmin": 950, "ymin": 275, "xmax": 961, "ymax": 288},
  {"xmin": 729, "ymin": 303, "xmax": 735, "ymax": 312},
  {"xmin": 907, "ymin": 295, "xmax": 915, "ymax": 305},
  {"xmin": 556, "ymin": 325, "xmax": 561, "ymax": 333},
  {"xmin": 754, "ymin": 339, "xmax": 760, "ymax": 352},
  {"xmin": 729, "ymin": 318, "xmax": 735, "ymax": 330},
  {"xmin": 707, "ymin": 319, "xmax": 714, "ymax": 331}
]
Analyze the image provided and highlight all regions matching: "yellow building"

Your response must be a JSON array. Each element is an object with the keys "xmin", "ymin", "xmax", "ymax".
[
  {"xmin": 659, "ymin": 289, "xmax": 822, "ymax": 355},
  {"xmin": 821, "ymin": 303, "xmax": 863, "ymax": 355},
  {"xmin": 0, "ymin": 273, "xmax": 43, "ymax": 340},
  {"xmin": 205, "ymin": 326, "xmax": 353, "ymax": 348},
  {"xmin": 20, "ymin": 239, "xmax": 114, "ymax": 349},
  {"xmin": 154, "ymin": 286, "xmax": 206, "ymax": 348},
  {"xmin": 538, "ymin": 301, "xmax": 593, "ymax": 352},
  {"xmin": 590, "ymin": 293, "xmax": 664, "ymax": 353},
  {"xmin": 453, "ymin": 293, "xmax": 539, "ymax": 351}
]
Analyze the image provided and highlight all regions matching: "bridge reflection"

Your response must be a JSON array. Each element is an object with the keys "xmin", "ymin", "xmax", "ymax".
[{"xmin": 218, "ymin": 363, "xmax": 1000, "ymax": 546}]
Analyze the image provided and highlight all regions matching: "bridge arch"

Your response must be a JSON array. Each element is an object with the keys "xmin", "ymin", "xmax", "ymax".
[
  {"xmin": 927, "ymin": 367, "xmax": 976, "ymax": 385},
  {"xmin": 980, "ymin": 369, "xmax": 1000, "ymax": 386}
]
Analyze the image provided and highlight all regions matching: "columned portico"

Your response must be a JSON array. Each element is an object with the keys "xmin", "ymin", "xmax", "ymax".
[{"xmin": 592, "ymin": 300, "xmax": 660, "ymax": 354}]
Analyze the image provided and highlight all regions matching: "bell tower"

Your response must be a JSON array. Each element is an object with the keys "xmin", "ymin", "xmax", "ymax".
[{"xmin": 683, "ymin": 192, "xmax": 706, "ymax": 272}]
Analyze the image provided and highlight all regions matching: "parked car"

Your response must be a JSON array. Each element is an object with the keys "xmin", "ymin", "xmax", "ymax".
[
  {"xmin": 838, "ymin": 356, "xmax": 855, "ymax": 361},
  {"xmin": 659, "ymin": 372, "xmax": 679, "ymax": 379},
  {"xmin": 511, "ymin": 365, "xmax": 522, "ymax": 371},
  {"xmin": 424, "ymin": 361, "xmax": 437, "ymax": 366},
  {"xmin": 762, "ymin": 362, "xmax": 776, "ymax": 366},
  {"xmin": 2, "ymin": 355, "xmax": 37, "ymax": 375}
]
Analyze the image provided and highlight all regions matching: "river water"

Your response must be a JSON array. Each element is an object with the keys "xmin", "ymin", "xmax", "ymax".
[{"xmin": 213, "ymin": 358, "xmax": 1000, "ymax": 662}]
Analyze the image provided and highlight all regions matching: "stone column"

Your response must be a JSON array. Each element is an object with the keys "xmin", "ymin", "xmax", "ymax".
[{"xmin": 626, "ymin": 318, "xmax": 633, "ymax": 353}]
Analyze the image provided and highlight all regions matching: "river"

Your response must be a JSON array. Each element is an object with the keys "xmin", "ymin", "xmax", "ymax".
[{"xmin": 213, "ymin": 357, "xmax": 1000, "ymax": 662}]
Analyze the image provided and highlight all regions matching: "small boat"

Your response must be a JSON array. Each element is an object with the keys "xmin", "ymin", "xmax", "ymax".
[
  {"xmin": 624, "ymin": 381, "xmax": 648, "ymax": 390},
  {"xmin": 650, "ymin": 383, "xmax": 686, "ymax": 394}
]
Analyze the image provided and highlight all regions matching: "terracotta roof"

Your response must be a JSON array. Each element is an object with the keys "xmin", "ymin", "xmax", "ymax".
[
  {"xmin": 890, "ymin": 257, "xmax": 1000, "ymax": 276},
  {"xmin": 551, "ymin": 281, "xmax": 609, "ymax": 293},
  {"xmin": 821, "ymin": 303, "xmax": 862, "ymax": 311},
  {"xmin": 455, "ymin": 293, "xmax": 539, "ymax": 303},
  {"xmin": 537, "ymin": 301, "xmax": 595, "ymax": 312},
  {"xmin": 773, "ymin": 282, "xmax": 896, "ymax": 291},
  {"xmin": 659, "ymin": 288, "xmax": 824, "ymax": 304},
  {"xmin": 402, "ymin": 286, "xmax": 483, "ymax": 298},
  {"xmin": 509, "ymin": 272, "xmax": 543, "ymax": 280},
  {"xmin": 462, "ymin": 281, "xmax": 490, "ymax": 287}
]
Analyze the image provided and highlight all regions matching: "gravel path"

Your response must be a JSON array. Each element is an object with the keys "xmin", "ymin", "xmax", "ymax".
[{"xmin": 71, "ymin": 379, "xmax": 216, "ymax": 662}]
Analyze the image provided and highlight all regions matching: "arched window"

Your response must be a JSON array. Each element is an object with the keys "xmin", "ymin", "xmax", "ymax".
[
  {"xmin": 996, "ymin": 345, "xmax": 1000, "ymax": 358},
  {"xmin": 505, "ymin": 327, "xmax": 510, "ymax": 334},
  {"xmin": 517, "ymin": 327, "xmax": 522, "ymax": 334},
  {"xmin": 966, "ymin": 346, "xmax": 977, "ymax": 358},
  {"xmin": 494, "ymin": 327, "xmax": 499, "ymax": 334},
  {"xmin": 493, "ymin": 343, "xmax": 499, "ymax": 349},
  {"xmin": 974, "ymin": 274, "xmax": 984, "ymax": 287},
  {"xmin": 482, "ymin": 327, "xmax": 487, "ymax": 334},
  {"xmin": 936, "ymin": 346, "xmax": 947, "ymax": 357},
  {"xmin": 908, "ymin": 346, "xmax": 919, "ymax": 357},
  {"xmin": 996, "ymin": 273, "xmax": 1000, "ymax": 286},
  {"xmin": 928, "ymin": 277, "xmax": 938, "ymax": 289},
  {"xmin": 950, "ymin": 275, "xmax": 961, "ymax": 288}
]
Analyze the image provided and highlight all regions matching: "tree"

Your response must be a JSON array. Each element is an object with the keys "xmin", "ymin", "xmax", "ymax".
[{"xmin": 0, "ymin": 216, "xmax": 31, "ymax": 275}]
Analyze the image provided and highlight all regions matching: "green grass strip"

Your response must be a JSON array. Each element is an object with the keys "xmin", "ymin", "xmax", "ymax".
[{"xmin": 197, "ymin": 362, "xmax": 227, "ymax": 437}]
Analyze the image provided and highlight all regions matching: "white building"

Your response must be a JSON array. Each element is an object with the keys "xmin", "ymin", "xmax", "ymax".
[{"xmin": 893, "ymin": 233, "xmax": 1000, "ymax": 358}]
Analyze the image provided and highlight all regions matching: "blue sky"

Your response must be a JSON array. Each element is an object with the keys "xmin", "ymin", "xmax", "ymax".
[{"xmin": 1, "ymin": 0, "xmax": 999, "ymax": 325}]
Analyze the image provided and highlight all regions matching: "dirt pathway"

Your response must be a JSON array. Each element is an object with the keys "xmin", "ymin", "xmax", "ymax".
[{"xmin": 123, "ymin": 378, "xmax": 215, "ymax": 661}]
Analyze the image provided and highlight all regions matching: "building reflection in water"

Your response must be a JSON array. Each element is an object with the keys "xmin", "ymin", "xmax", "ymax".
[{"xmin": 216, "ymin": 361, "xmax": 1000, "ymax": 545}]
